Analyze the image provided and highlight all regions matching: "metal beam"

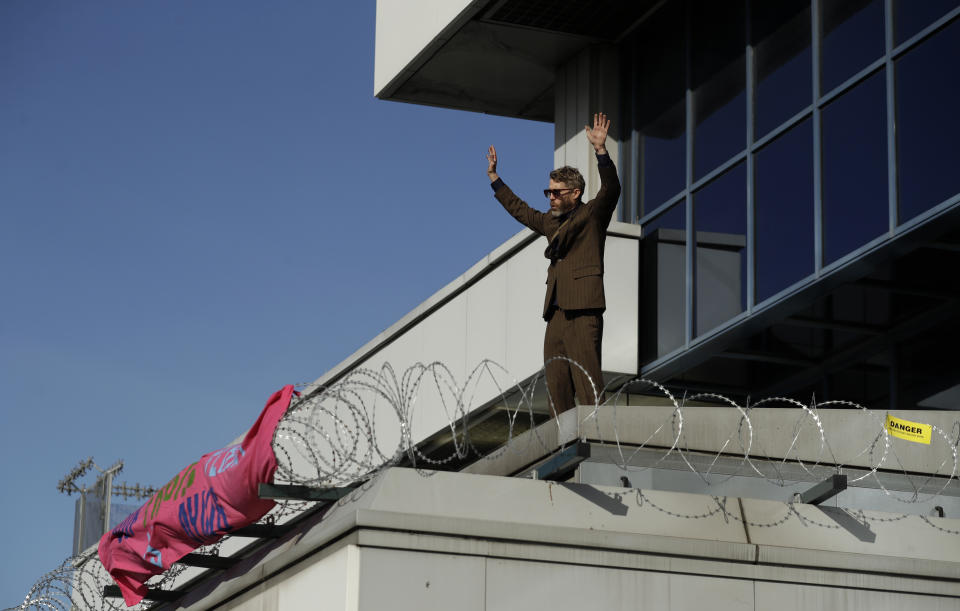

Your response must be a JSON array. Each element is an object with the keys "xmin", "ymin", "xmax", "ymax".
[
  {"xmin": 534, "ymin": 442, "xmax": 590, "ymax": 481},
  {"xmin": 717, "ymin": 351, "xmax": 815, "ymax": 368},
  {"xmin": 230, "ymin": 523, "xmax": 290, "ymax": 539},
  {"xmin": 757, "ymin": 299, "xmax": 959, "ymax": 397},
  {"xmin": 663, "ymin": 380, "xmax": 750, "ymax": 397},
  {"xmin": 176, "ymin": 553, "xmax": 238, "ymax": 570},
  {"xmin": 258, "ymin": 483, "xmax": 357, "ymax": 502},
  {"xmin": 798, "ymin": 474, "xmax": 847, "ymax": 505},
  {"xmin": 924, "ymin": 241, "xmax": 960, "ymax": 253},
  {"xmin": 613, "ymin": 0, "xmax": 668, "ymax": 44},
  {"xmin": 782, "ymin": 315, "xmax": 885, "ymax": 335},
  {"xmin": 103, "ymin": 585, "xmax": 180, "ymax": 602},
  {"xmin": 853, "ymin": 278, "xmax": 957, "ymax": 300}
]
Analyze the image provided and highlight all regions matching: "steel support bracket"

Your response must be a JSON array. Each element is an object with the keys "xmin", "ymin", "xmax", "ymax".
[
  {"xmin": 257, "ymin": 482, "xmax": 358, "ymax": 502},
  {"xmin": 103, "ymin": 585, "xmax": 180, "ymax": 602},
  {"xmin": 535, "ymin": 441, "xmax": 591, "ymax": 481},
  {"xmin": 176, "ymin": 553, "xmax": 239, "ymax": 569},
  {"xmin": 230, "ymin": 523, "xmax": 290, "ymax": 538},
  {"xmin": 798, "ymin": 473, "xmax": 847, "ymax": 505}
]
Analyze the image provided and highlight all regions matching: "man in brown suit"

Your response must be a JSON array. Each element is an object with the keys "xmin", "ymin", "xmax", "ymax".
[{"xmin": 486, "ymin": 112, "xmax": 621, "ymax": 414}]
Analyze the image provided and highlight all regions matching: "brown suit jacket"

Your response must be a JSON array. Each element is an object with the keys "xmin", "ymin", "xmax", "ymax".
[{"xmin": 495, "ymin": 157, "xmax": 621, "ymax": 319}]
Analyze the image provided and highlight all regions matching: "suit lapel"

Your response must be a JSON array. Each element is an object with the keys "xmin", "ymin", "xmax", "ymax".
[
  {"xmin": 549, "ymin": 203, "xmax": 585, "ymax": 242},
  {"xmin": 548, "ymin": 217, "xmax": 568, "ymax": 243}
]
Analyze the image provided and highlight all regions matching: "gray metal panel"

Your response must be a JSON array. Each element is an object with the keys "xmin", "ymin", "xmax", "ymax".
[
  {"xmin": 358, "ymin": 527, "xmax": 960, "ymax": 601},
  {"xmin": 358, "ymin": 548, "xmax": 484, "ymax": 611},
  {"xmin": 743, "ymin": 496, "xmax": 960, "ymax": 577},
  {"xmin": 811, "ymin": 0, "xmax": 824, "ymax": 276},
  {"xmin": 756, "ymin": 581, "xmax": 960, "ymax": 611},
  {"xmin": 486, "ymin": 557, "xmax": 756, "ymax": 611},
  {"xmin": 885, "ymin": 0, "xmax": 898, "ymax": 233}
]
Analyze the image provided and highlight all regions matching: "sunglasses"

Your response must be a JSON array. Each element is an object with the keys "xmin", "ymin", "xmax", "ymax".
[{"xmin": 543, "ymin": 188, "xmax": 575, "ymax": 199}]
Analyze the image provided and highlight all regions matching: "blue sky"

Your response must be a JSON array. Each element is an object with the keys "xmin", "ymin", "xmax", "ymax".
[{"xmin": 0, "ymin": 1, "xmax": 553, "ymax": 603}]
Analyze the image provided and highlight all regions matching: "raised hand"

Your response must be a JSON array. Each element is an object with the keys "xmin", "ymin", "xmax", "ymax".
[
  {"xmin": 486, "ymin": 145, "xmax": 499, "ymax": 182},
  {"xmin": 584, "ymin": 112, "xmax": 610, "ymax": 154}
]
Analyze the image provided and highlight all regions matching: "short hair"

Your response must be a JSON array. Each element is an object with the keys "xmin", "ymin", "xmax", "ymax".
[{"xmin": 550, "ymin": 166, "xmax": 585, "ymax": 196}]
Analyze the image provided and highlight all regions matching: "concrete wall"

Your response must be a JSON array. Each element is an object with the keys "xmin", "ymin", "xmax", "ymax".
[
  {"xmin": 223, "ymin": 544, "xmax": 960, "ymax": 611},
  {"xmin": 218, "ymin": 545, "xmax": 359, "ymax": 611}
]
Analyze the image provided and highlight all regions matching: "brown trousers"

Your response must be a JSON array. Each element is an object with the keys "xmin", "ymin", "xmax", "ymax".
[{"xmin": 543, "ymin": 307, "xmax": 604, "ymax": 414}]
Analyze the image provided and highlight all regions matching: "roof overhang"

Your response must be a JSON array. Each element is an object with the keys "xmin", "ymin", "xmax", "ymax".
[{"xmin": 374, "ymin": 0, "xmax": 660, "ymax": 121}]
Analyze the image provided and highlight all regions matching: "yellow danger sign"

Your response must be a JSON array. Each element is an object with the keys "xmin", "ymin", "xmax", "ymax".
[{"xmin": 885, "ymin": 413, "xmax": 932, "ymax": 445}]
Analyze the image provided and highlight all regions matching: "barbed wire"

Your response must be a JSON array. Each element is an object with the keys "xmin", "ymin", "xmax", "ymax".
[
  {"xmin": 277, "ymin": 359, "xmax": 959, "ymax": 505},
  {"xmin": 7, "ymin": 359, "xmax": 960, "ymax": 610}
]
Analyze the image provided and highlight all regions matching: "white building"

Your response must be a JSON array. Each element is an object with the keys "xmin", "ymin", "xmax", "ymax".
[{"xmin": 92, "ymin": 1, "xmax": 960, "ymax": 609}]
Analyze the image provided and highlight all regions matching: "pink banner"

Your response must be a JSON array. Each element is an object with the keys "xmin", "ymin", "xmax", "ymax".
[{"xmin": 98, "ymin": 385, "xmax": 297, "ymax": 606}]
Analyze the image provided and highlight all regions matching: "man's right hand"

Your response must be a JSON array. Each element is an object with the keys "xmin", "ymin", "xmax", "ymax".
[{"xmin": 486, "ymin": 145, "xmax": 499, "ymax": 182}]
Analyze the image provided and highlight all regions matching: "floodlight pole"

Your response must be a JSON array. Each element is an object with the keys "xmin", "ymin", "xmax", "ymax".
[
  {"xmin": 75, "ymin": 494, "xmax": 86, "ymax": 556},
  {"xmin": 102, "ymin": 469, "xmax": 114, "ymax": 536},
  {"xmin": 99, "ymin": 462, "xmax": 124, "ymax": 535}
]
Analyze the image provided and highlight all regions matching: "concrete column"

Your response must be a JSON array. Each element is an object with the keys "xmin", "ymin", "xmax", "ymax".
[{"xmin": 553, "ymin": 45, "xmax": 621, "ymax": 201}]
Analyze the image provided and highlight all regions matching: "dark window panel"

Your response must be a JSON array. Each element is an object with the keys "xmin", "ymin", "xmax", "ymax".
[
  {"xmin": 642, "ymin": 102, "xmax": 687, "ymax": 211},
  {"xmin": 755, "ymin": 119, "xmax": 814, "ymax": 302},
  {"xmin": 694, "ymin": 66, "xmax": 746, "ymax": 181},
  {"xmin": 641, "ymin": 202, "xmax": 687, "ymax": 363},
  {"xmin": 896, "ymin": 17, "xmax": 960, "ymax": 223},
  {"xmin": 630, "ymin": 0, "xmax": 687, "ymax": 215},
  {"xmin": 619, "ymin": 42, "xmax": 641, "ymax": 223},
  {"xmin": 822, "ymin": 70, "xmax": 887, "ymax": 264},
  {"xmin": 897, "ymin": 317, "xmax": 960, "ymax": 410},
  {"xmin": 692, "ymin": 0, "xmax": 747, "ymax": 179},
  {"xmin": 821, "ymin": 0, "xmax": 884, "ymax": 93},
  {"xmin": 753, "ymin": 0, "xmax": 813, "ymax": 138},
  {"xmin": 694, "ymin": 163, "xmax": 747, "ymax": 336},
  {"xmin": 894, "ymin": 0, "xmax": 960, "ymax": 44},
  {"xmin": 828, "ymin": 366, "xmax": 890, "ymax": 407}
]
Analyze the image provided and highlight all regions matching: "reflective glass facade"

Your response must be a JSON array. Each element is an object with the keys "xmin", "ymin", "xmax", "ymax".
[{"xmin": 620, "ymin": 0, "xmax": 960, "ymax": 368}]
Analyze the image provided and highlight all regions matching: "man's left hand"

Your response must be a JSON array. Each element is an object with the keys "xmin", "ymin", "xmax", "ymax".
[{"xmin": 585, "ymin": 112, "xmax": 610, "ymax": 155}]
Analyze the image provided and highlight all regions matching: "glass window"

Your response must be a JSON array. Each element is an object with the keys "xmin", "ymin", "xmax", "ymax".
[
  {"xmin": 640, "ymin": 103, "xmax": 686, "ymax": 214},
  {"xmin": 694, "ymin": 163, "xmax": 747, "ymax": 336},
  {"xmin": 821, "ymin": 0, "xmax": 884, "ymax": 93},
  {"xmin": 631, "ymin": 0, "xmax": 686, "ymax": 215},
  {"xmin": 619, "ymin": 51, "xmax": 640, "ymax": 223},
  {"xmin": 896, "ymin": 17, "xmax": 960, "ymax": 222},
  {"xmin": 753, "ymin": 0, "xmax": 812, "ymax": 138},
  {"xmin": 641, "ymin": 202, "xmax": 687, "ymax": 363},
  {"xmin": 755, "ymin": 119, "xmax": 814, "ymax": 302},
  {"xmin": 692, "ymin": 0, "xmax": 746, "ymax": 180},
  {"xmin": 822, "ymin": 70, "xmax": 887, "ymax": 264},
  {"xmin": 895, "ymin": 0, "xmax": 960, "ymax": 44}
]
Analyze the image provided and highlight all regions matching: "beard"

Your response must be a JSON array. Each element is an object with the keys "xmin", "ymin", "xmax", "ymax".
[{"xmin": 550, "ymin": 201, "xmax": 577, "ymax": 217}]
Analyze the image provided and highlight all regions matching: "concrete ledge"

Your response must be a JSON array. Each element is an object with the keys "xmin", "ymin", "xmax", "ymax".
[
  {"xmin": 356, "ymin": 529, "xmax": 960, "ymax": 599},
  {"xmin": 743, "ymin": 497, "xmax": 960, "ymax": 579},
  {"xmin": 467, "ymin": 403, "xmax": 960, "ymax": 477},
  {"xmin": 168, "ymin": 467, "xmax": 960, "ymax": 610}
]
